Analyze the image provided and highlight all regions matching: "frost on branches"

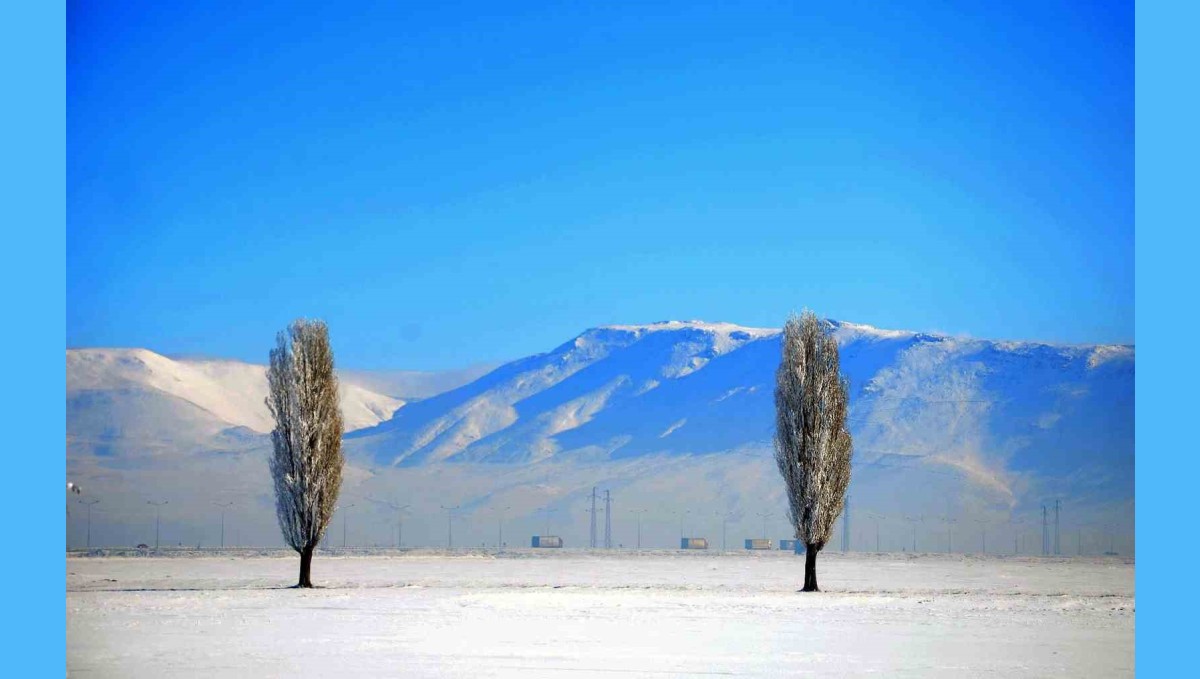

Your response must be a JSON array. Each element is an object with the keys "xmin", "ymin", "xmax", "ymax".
[
  {"xmin": 773, "ymin": 310, "xmax": 853, "ymax": 592},
  {"xmin": 266, "ymin": 319, "xmax": 344, "ymax": 588}
]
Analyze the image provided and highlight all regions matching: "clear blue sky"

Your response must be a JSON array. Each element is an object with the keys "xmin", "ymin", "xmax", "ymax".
[{"xmin": 68, "ymin": 1, "xmax": 1131, "ymax": 370}]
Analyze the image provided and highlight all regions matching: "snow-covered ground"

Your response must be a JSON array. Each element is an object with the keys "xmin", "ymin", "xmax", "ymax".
[{"xmin": 67, "ymin": 550, "xmax": 1133, "ymax": 677}]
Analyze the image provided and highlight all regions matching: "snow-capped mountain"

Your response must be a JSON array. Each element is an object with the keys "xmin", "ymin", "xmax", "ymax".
[
  {"xmin": 64, "ymin": 321, "xmax": 1134, "ymax": 552},
  {"xmin": 67, "ymin": 348, "xmax": 406, "ymax": 434},
  {"xmin": 347, "ymin": 320, "xmax": 1133, "ymax": 509},
  {"xmin": 347, "ymin": 321, "xmax": 780, "ymax": 465}
]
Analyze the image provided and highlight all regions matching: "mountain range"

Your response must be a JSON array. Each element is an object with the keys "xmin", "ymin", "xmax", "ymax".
[{"xmin": 65, "ymin": 319, "xmax": 1134, "ymax": 552}]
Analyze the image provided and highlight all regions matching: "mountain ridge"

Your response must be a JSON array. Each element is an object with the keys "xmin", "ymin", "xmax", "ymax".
[{"xmin": 64, "ymin": 318, "xmax": 1135, "ymax": 550}]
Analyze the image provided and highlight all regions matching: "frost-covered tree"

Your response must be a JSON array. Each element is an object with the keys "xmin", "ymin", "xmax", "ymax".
[
  {"xmin": 774, "ymin": 311, "xmax": 853, "ymax": 592},
  {"xmin": 266, "ymin": 319, "xmax": 344, "ymax": 588}
]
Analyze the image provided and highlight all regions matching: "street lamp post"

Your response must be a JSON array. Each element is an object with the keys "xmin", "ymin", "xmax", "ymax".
[
  {"xmin": 756, "ymin": 511, "xmax": 772, "ymax": 540},
  {"xmin": 368, "ymin": 498, "xmax": 411, "ymax": 549},
  {"xmin": 80, "ymin": 499, "xmax": 100, "ymax": 550},
  {"xmin": 630, "ymin": 509, "xmax": 647, "ymax": 550},
  {"xmin": 865, "ymin": 512, "xmax": 882, "ymax": 552},
  {"xmin": 147, "ymin": 500, "xmax": 168, "ymax": 550},
  {"xmin": 941, "ymin": 517, "xmax": 956, "ymax": 554},
  {"xmin": 213, "ymin": 502, "xmax": 233, "ymax": 549},
  {"xmin": 904, "ymin": 516, "xmax": 923, "ymax": 553}
]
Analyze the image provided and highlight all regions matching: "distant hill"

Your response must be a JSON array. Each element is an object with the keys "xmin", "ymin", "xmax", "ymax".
[
  {"xmin": 347, "ymin": 320, "xmax": 1133, "ymax": 512},
  {"xmin": 64, "ymin": 321, "xmax": 1134, "ymax": 552}
]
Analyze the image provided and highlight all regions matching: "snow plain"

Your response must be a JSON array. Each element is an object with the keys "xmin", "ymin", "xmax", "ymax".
[{"xmin": 66, "ymin": 549, "xmax": 1133, "ymax": 677}]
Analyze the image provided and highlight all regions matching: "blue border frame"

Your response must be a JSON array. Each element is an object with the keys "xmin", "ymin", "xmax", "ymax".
[
  {"xmin": 1136, "ymin": 0, "xmax": 1199, "ymax": 674},
  {"xmin": 7, "ymin": 0, "xmax": 1194, "ymax": 673},
  {"xmin": 2, "ymin": 0, "xmax": 65, "ymax": 672}
]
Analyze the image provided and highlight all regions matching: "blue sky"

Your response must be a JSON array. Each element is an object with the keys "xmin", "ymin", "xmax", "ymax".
[{"xmin": 68, "ymin": 1, "xmax": 1132, "ymax": 370}]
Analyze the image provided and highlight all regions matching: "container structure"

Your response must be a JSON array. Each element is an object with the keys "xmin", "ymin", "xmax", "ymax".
[
  {"xmin": 680, "ymin": 537, "xmax": 709, "ymax": 550},
  {"xmin": 779, "ymin": 539, "xmax": 799, "ymax": 551},
  {"xmin": 744, "ymin": 538, "xmax": 773, "ymax": 550},
  {"xmin": 531, "ymin": 535, "xmax": 563, "ymax": 548}
]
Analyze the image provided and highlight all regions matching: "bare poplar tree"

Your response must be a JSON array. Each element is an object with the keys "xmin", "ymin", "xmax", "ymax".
[
  {"xmin": 266, "ymin": 319, "xmax": 344, "ymax": 588},
  {"xmin": 774, "ymin": 311, "xmax": 853, "ymax": 592}
]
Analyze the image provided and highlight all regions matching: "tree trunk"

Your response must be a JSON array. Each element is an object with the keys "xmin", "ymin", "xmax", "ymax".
[
  {"xmin": 298, "ymin": 544, "xmax": 315, "ymax": 588},
  {"xmin": 802, "ymin": 543, "xmax": 820, "ymax": 592}
]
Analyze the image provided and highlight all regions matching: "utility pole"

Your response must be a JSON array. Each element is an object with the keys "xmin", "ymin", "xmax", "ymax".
[
  {"xmin": 904, "ymin": 516, "xmax": 922, "ymax": 552},
  {"xmin": 718, "ymin": 512, "xmax": 735, "ymax": 552},
  {"xmin": 842, "ymin": 495, "xmax": 850, "ymax": 552},
  {"xmin": 80, "ymin": 499, "xmax": 100, "ymax": 550},
  {"xmin": 975, "ymin": 519, "xmax": 987, "ymax": 554},
  {"xmin": 942, "ymin": 517, "xmax": 956, "ymax": 553},
  {"xmin": 1042, "ymin": 506, "xmax": 1049, "ymax": 556},
  {"xmin": 604, "ymin": 490, "xmax": 612, "ymax": 549},
  {"xmin": 213, "ymin": 502, "xmax": 233, "ymax": 549},
  {"xmin": 538, "ymin": 507, "xmax": 556, "ymax": 536},
  {"xmin": 631, "ymin": 509, "xmax": 647, "ymax": 549},
  {"xmin": 497, "ymin": 506, "xmax": 511, "ymax": 550},
  {"xmin": 865, "ymin": 513, "xmax": 882, "ymax": 552},
  {"xmin": 589, "ymin": 487, "xmax": 598, "ymax": 549},
  {"xmin": 440, "ymin": 505, "xmax": 460, "ymax": 549},
  {"xmin": 1054, "ymin": 500, "xmax": 1061, "ymax": 556},
  {"xmin": 147, "ymin": 500, "xmax": 168, "ymax": 550},
  {"xmin": 679, "ymin": 510, "xmax": 691, "ymax": 540},
  {"xmin": 392, "ymin": 504, "xmax": 411, "ymax": 549},
  {"xmin": 341, "ymin": 503, "xmax": 355, "ymax": 549}
]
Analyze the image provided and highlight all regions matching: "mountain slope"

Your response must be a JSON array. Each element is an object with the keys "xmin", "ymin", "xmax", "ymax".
[
  {"xmin": 64, "ymin": 321, "xmax": 1135, "ymax": 551},
  {"xmin": 67, "ymin": 348, "xmax": 405, "ymax": 436},
  {"xmin": 346, "ymin": 320, "xmax": 1133, "ymax": 511}
]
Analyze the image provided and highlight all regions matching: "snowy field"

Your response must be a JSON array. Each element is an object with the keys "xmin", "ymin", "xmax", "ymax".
[{"xmin": 67, "ymin": 549, "xmax": 1134, "ymax": 677}]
